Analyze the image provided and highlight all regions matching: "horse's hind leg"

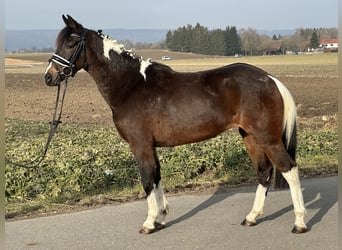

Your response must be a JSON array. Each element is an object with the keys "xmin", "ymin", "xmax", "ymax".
[
  {"xmin": 264, "ymin": 144, "xmax": 308, "ymax": 233},
  {"xmin": 281, "ymin": 167, "xmax": 307, "ymax": 233},
  {"xmin": 131, "ymin": 144, "xmax": 169, "ymax": 234},
  {"xmin": 240, "ymin": 130, "xmax": 273, "ymax": 226}
]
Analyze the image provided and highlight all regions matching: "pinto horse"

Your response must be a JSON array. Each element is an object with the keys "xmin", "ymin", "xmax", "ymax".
[{"xmin": 45, "ymin": 15, "xmax": 307, "ymax": 234}]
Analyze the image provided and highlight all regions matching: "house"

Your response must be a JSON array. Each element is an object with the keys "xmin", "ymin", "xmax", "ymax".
[
  {"xmin": 264, "ymin": 40, "xmax": 283, "ymax": 55},
  {"xmin": 319, "ymin": 38, "xmax": 338, "ymax": 52}
]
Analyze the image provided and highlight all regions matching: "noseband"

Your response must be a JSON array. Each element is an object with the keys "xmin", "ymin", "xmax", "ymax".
[{"xmin": 49, "ymin": 30, "xmax": 87, "ymax": 83}]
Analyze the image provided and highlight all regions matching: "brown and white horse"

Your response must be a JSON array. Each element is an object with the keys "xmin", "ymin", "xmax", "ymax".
[{"xmin": 44, "ymin": 15, "xmax": 307, "ymax": 234}]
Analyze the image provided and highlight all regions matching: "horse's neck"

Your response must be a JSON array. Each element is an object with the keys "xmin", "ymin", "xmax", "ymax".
[{"xmin": 86, "ymin": 60, "xmax": 135, "ymax": 110}]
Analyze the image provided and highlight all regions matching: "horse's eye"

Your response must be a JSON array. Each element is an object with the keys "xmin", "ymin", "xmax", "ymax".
[{"xmin": 66, "ymin": 43, "xmax": 74, "ymax": 49}]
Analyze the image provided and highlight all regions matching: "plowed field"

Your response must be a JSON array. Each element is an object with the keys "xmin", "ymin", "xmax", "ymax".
[{"xmin": 5, "ymin": 53, "xmax": 338, "ymax": 129}]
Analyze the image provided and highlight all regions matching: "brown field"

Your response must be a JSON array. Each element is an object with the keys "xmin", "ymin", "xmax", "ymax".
[{"xmin": 5, "ymin": 52, "xmax": 338, "ymax": 130}]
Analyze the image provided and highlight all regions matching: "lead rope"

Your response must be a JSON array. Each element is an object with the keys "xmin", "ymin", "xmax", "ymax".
[{"xmin": 5, "ymin": 78, "xmax": 68, "ymax": 169}]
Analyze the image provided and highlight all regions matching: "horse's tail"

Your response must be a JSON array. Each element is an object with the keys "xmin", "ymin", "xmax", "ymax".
[{"xmin": 268, "ymin": 75, "xmax": 297, "ymax": 189}]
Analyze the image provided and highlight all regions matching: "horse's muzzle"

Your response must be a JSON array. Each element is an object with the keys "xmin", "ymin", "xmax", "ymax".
[
  {"xmin": 45, "ymin": 72, "xmax": 53, "ymax": 85},
  {"xmin": 45, "ymin": 72, "xmax": 64, "ymax": 86}
]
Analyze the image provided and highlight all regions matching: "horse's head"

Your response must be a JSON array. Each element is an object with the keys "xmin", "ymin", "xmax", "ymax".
[{"xmin": 44, "ymin": 15, "xmax": 88, "ymax": 86}]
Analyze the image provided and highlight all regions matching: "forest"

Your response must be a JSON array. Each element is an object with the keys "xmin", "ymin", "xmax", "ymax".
[{"xmin": 165, "ymin": 24, "xmax": 338, "ymax": 56}]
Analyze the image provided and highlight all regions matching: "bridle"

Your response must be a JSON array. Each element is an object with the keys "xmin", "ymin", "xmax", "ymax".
[
  {"xmin": 49, "ymin": 30, "xmax": 88, "ymax": 84},
  {"xmin": 6, "ymin": 30, "xmax": 88, "ymax": 169}
]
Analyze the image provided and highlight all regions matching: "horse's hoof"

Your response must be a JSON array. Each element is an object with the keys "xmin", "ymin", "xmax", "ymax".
[
  {"xmin": 139, "ymin": 227, "xmax": 155, "ymax": 234},
  {"xmin": 139, "ymin": 223, "xmax": 166, "ymax": 234},
  {"xmin": 291, "ymin": 226, "xmax": 308, "ymax": 234},
  {"xmin": 154, "ymin": 222, "xmax": 166, "ymax": 230},
  {"xmin": 241, "ymin": 219, "xmax": 257, "ymax": 227}
]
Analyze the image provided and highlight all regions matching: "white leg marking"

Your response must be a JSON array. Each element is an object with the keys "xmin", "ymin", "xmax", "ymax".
[
  {"xmin": 281, "ymin": 167, "xmax": 307, "ymax": 229},
  {"xmin": 155, "ymin": 181, "xmax": 169, "ymax": 225},
  {"xmin": 246, "ymin": 184, "xmax": 267, "ymax": 223},
  {"xmin": 143, "ymin": 181, "xmax": 169, "ymax": 230}
]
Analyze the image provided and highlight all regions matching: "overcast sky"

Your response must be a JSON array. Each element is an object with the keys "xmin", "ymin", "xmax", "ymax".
[{"xmin": 5, "ymin": 0, "xmax": 338, "ymax": 30}]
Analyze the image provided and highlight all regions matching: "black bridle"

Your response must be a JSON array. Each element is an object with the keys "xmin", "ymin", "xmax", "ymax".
[
  {"xmin": 6, "ymin": 31, "xmax": 87, "ymax": 169},
  {"xmin": 49, "ymin": 30, "xmax": 87, "ymax": 84}
]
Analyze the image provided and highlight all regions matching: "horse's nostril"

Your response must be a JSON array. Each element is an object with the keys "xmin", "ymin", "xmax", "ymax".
[{"xmin": 45, "ymin": 73, "xmax": 52, "ymax": 85}]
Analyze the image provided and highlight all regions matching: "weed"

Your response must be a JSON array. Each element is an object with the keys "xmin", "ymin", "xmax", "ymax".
[{"xmin": 5, "ymin": 118, "xmax": 337, "ymax": 213}]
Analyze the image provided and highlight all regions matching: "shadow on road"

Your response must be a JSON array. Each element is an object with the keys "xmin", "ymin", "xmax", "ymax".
[
  {"xmin": 167, "ymin": 177, "xmax": 337, "ymax": 231},
  {"xmin": 259, "ymin": 177, "xmax": 337, "ymax": 231},
  {"xmin": 167, "ymin": 185, "xmax": 252, "ymax": 227}
]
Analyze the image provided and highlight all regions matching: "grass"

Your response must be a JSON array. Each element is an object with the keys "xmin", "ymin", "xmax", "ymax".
[{"xmin": 5, "ymin": 118, "xmax": 337, "ymax": 218}]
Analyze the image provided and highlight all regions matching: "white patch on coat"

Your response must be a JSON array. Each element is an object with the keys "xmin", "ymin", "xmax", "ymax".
[
  {"xmin": 100, "ymin": 34, "xmax": 152, "ymax": 81},
  {"xmin": 140, "ymin": 58, "xmax": 152, "ymax": 81},
  {"xmin": 101, "ymin": 35, "xmax": 124, "ymax": 60}
]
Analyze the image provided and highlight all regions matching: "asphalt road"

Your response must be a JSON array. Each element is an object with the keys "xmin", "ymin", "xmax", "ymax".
[{"xmin": 6, "ymin": 176, "xmax": 338, "ymax": 250}]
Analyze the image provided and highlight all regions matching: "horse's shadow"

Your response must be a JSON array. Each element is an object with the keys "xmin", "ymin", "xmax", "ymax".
[
  {"xmin": 259, "ymin": 176, "xmax": 337, "ymax": 231},
  {"xmin": 167, "ymin": 185, "xmax": 254, "ymax": 227},
  {"xmin": 167, "ymin": 177, "xmax": 337, "ymax": 231}
]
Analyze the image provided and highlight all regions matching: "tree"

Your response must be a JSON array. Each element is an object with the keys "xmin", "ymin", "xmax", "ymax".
[
  {"xmin": 310, "ymin": 30, "xmax": 319, "ymax": 49},
  {"xmin": 224, "ymin": 26, "xmax": 241, "ymax": 56},
  {"xmin": 165, "ymin": 30, "xmax": 174, "ymax": 50},
  {"xmin": 192, "ymin": 23, "xmax": 210, "ymax": 54},
  {"xmin": 208, "ymin": 29, "xmax": 225, "ymax": 55},
  {"xmin": 165, "ymin": 24, "xmax": 339, "ymax": 56},
  {"xmin": 239, "ymin": 28, "xmax": 261, "ymax": 56}
]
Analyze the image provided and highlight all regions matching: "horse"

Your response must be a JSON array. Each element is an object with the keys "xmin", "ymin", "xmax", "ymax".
[{"xmin": 44, "ymin": 15, "xmax": 307, "ymax": 234}]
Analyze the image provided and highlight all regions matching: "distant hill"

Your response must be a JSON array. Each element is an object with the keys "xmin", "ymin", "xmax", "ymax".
[
  {"xmin": 257, "ymin": 29, "xmax": 296, "ymax": 37},
  {"xmin": 5, "ymin": 28, "xmax": 296, "ymax": 52},
  {"xmin": 5, "ymin": 29, "xmax": 168, "ymax": 52}
]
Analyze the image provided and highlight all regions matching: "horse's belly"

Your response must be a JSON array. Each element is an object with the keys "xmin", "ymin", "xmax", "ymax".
[{"xmin": 153, "ymin": 116, "xmax": 229, "ymax": 147}]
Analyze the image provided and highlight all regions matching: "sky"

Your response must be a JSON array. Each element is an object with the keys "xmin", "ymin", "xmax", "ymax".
[{"xmin": 5, "ymin": 0, "xmax": 338, "ymax": 30}]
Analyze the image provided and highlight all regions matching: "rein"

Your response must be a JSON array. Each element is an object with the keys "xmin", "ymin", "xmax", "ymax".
[
  {"xmin": 6, "ymin": 79, "xmax": 68, "ymax": 168},
  {"xmin": 6, "ymin": 30, "xmax": 87, "ymax": 169},
  {"xmin": 50, "ymin": 31, "xmax": 87, "ymax": 80}
]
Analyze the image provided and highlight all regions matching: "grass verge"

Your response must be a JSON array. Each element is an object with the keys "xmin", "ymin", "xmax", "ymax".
[{"xmin": 5, "ymin": 118, "xmax": 337, "ymax": 219}]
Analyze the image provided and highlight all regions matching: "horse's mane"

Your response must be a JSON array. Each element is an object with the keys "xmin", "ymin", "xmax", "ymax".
[
  {"xmin": 99, "ymin": 33, "xmax": 143, "ymax": 61},
  {"xmin": 98, "ymin": 33, "xmax": 178, "ymax": 82},
  {"xmin": 56, "ymin": 27, "xmax": 176, "ymax": 82}
]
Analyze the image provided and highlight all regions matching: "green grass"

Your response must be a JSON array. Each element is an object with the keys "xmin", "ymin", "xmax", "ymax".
[{"xmin": 5, "ymin": 118, "xmax": 337, "ymax": 217}]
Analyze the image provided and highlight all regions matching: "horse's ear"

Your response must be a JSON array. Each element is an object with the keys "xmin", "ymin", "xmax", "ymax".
[
  {"xmin": 62, "ymin": 14, "xmax": 83, "ymax": 32},
  {"xmin": 62, "ymin": 15, "xmax": 68, "ymax": 26}
]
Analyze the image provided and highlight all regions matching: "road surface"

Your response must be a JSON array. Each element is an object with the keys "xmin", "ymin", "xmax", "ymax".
[{"xmin": 6, "ymin": 176, "xmax": 338, "ymax": 249}]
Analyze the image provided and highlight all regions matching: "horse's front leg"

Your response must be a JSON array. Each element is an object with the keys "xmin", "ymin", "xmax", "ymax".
[{"xmin": 131, "ymin": 145, "xmax": 169, "ymax": 234}]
